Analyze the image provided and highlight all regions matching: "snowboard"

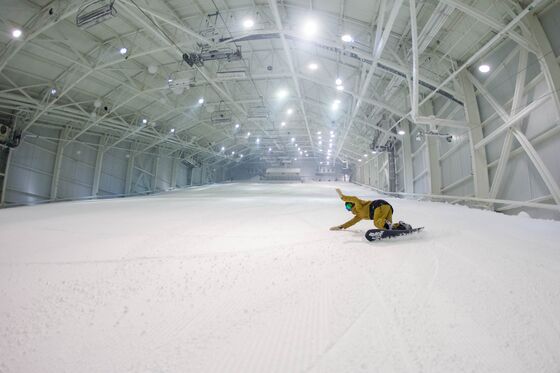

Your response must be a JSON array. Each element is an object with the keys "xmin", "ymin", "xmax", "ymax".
[{"xmin": 365, "ymin": 227, "xmax": 424, "ymax": 242}]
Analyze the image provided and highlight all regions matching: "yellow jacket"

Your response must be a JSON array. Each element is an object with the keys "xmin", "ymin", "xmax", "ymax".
[{"xmin": 338, "ymin": 193, "xmax": 393, "ymax": 230}]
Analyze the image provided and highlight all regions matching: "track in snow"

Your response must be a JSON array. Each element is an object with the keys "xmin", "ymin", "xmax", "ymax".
[{"xmin": 1, "ymin": 182, "xmax": 559, "ymax": 372}]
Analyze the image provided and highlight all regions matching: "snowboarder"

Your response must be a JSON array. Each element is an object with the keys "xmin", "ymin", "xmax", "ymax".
[{"xmin": 330, "ymin": 188, "xmax": 410, "ymax": 231}]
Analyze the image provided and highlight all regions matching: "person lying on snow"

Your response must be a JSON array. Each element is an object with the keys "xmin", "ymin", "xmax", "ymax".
[{"xmin": 330, "ymin": 188, "xmax": 411, "ymax": 231}]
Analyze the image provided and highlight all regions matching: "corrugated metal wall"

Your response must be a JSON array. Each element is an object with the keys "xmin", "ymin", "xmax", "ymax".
[{"xmin": 1, "ymin": 124, "xmax": 224, "ymax": 206}]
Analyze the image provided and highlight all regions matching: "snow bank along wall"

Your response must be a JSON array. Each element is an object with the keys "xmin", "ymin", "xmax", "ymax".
[{"xmin": 355, "ymin": 4, "xmax": 560, "ymax": 220}]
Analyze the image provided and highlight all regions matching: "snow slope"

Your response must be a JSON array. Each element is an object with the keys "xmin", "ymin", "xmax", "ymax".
[{"xmin": 1, "ymin": 182, "xmax": 559, "ymax": 373}]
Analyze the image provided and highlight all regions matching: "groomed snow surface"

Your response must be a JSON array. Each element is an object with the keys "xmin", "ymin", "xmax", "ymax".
[{"xmin": 1, "ymin": 182, "xmax": 560, "ymax": 373}]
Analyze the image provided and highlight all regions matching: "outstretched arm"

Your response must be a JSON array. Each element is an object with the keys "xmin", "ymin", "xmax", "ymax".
[
  {"xmin": 330, "ymin": 215, "xmax": 362, "ymax": 230},
  {"xmin": 335, "ymin": 188, "xmax": 364, "ymax": 205}
]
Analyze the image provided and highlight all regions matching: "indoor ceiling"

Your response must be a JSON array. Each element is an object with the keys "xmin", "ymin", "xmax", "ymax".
[{"xmin": 0, "ymin": 0, "xmax": 554, "ymax": 166}]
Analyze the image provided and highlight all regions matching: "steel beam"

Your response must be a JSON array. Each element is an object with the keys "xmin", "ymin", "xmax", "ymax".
[
  {"xmin": 438, "ymin": 0, "xmax": 538, "ymax": 54},
  {"xmin": 510, "ymin": 127, "xmax": 560, "ymax": 204},
  {"xmin": 526, "ymin": 13, "xmax": 560, "ymax": 119},
  {"xmin": 490, "ymin": 48, "xmax": 528, "ymax": 199},
  {"xmin": 459, "ymin": 70, "xmax": 490, "ymax": 199}
]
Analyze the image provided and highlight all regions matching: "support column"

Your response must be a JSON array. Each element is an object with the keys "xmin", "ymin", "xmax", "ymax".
[
  {"xmin": 401, "ymin": 120, "xmax": 414, "ymax": 193},
  {"xmin": 171, "ymin": 157, "xmax": 178, "ymax": 188},
  {"xmin": 92, "ymin": 135, "xmax": 107, "ymax": 197},
  {"xmin": 526, "ymin": 14, "xmax": 560, "ymax": 119},
  {"xmin": 152, "ymin": 150, "xmax": 159, "ymax": 192},
  {"xmin": 50, "ymin": 127, "xmax": 69, "ymax": 200},
  {"xmin": 125, "ymin": 153, "xmax": 135, "ymax": 195},
  {"xmin": 0, "ymin": 148, "xmax": 13, "ymax": 207},
  {"xmin": 422, "ymin": 102, "xmax": 442, "ymax": 195},
  {"xmin": 458, "ymin": 70, "xmax": 490, "ymax": 199}
]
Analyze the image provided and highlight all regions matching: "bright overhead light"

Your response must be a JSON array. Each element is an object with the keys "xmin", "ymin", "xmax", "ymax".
[
  {"xmin": 268, "ymin": 147, "xmax": 272, "ymax": 152},
  {"xmin": 286, "ymin": 108, "xmax": 293, "ymax": 115},
  {"xmin": 142, "ymin": 118, "xmax": 148, "ymax": 124},
  {"xmin": 50, "ymin": 88, "xmax": 57, "ymax": 95},
  {"xmin": 335, "ymin": 78, "xmax": 342, "ymax": 86},
  {"xmin": 170, "ymin": 128, "xmax": 175, "ymax": 133},
  {"xmin": 119, "ymin": 47, "xmax": 128, "ymax": 55},
  {"xmin": 341, "ymin": 34, "xmax": 353, "ymax": 43},
  {"xmin": 479, "ymin": 64, "xmax": 491, "ymax": 73},
  {"xmin": 295, "ymin": 144, "xmax": 298, "ymax": 147},
  {"xmin": 243, "ymin": 19, "xmax": 255, "ymax": 28},
  {"xmin": 336, "ymin": 85, "xmax": 344, "ymax": 91},
  {"xmin": 232, "ymin": 151, "xmax": 235, "ymax": 155},
  {"xmin": 281, "ymin": 121, "xmax": 286, "ymax": 127},
  {"xmin": 240, "ymin": 154, "xmax": 244, "ymax": 158},
  {"xmin": 256, "ymin": 138, "xmax": 260, "ymax": 143},
  {"xmin": 221, "ymin": 146, "xmax": 225, "ymax": 151},
  {"xmin": 198, "ymin": 97, "xmax": 204, "ymax": 104},
  {"xmin": 364, "ymin": 154, "xmax": 368, "ymax": 157},
  {"xmin": 235, "ymin": 123, "xmax": 240, "ymax": 128},
  {"xmin": 398, "ymin": 129, "xmax": 406, "ymax": 135},
  {"xmin": 12, "ymin": 29, "xmax": 22, "ymax": 38},
  {"xmin": 317, "ymin": 131, "xmax": 321, "ymax": 135},
  {"xmin": 247, "ymin": 132, "xmax": 251, "ymax": 137},
  {"xmin": 277, "ymin": 89, "xmax": 288, "ymax": 99},
  {"xmin": 358, "ymin": 159, "xmax": 362, "ymax": 162},
  {"xmin": 291, "ymin": 137, "xmax": 295, "ymax": 142},
  {"xmin": 302, "ymin": 19, "xmax": 318, "ymax": 37},
  {"xmin": 372, "ymin": 150, "xmax": 377, "ymax": 154},
  {"xmin": 308, "ymin": 62, "xmax": 318, "ymax": 71}
]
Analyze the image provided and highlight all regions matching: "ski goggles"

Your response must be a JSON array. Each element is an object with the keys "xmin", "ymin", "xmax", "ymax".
[{"xmin": 345, "ymin": 202, "xmax": 354, "ymax": 211}]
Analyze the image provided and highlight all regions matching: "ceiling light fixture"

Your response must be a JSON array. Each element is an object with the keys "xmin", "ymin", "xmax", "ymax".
[
  {"xmin": 198, "ymin": 97, "xmax": 204, "ymax": 104},
  {"xmin": 398, "ymin": 129, "xmax": 406, "ymax": 135},
  {"xmin": 50, "ymin": 88, "xmax": 57, "ymax": 95},
  {"xmin": 142, "ymin": 118, "xmax": 148, "ymax": 124},
  {"xmin": 479, "ymin": 64, "xmax": 491, "ymax": 73},
  {"xmin": 335, "ymin": 78, "xmax": 342, "ymax": 86},
  {"xmin": 277, "ymin": 89, "xmax": 288, "ymax": 99},
  {"xmin": 235, "ymin": 123, "xmax": 240, "ymax": 128},
  {"xmin": 281, "ymin": 121, "xmax": 286, "ymax": 127},
  {"xmin": 341, "ymin": 34, "xmax": 353, "ymax": 42},
  {"xmin": 12, "ymin": 29, "xmax": 22, "ymax": 38},
  {"xmin": 308, "ymin": 62, "xmax": 318, "ymax": 70},
  {"xmin": 119, "ymin": 47, "xmax": 128, "ymax": 55},
  {"xmin": 243, "ymin": 19, "xmax": 255, "ymax": 28},
  {"xmin": 287, "ymin": 108, "xmax": 293, "ymax": 115},
  {"xmin": 302, "ymin": 19, "xmax": 318, "ymax": 38}
]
